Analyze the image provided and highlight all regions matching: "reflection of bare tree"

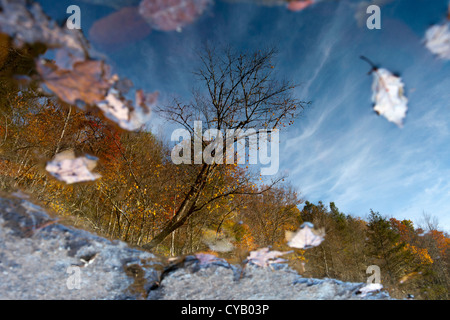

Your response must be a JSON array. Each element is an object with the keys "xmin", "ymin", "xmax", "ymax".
[
  {"xmin": 158, "ymin": 45, "xmax": 307, "ymax": 134},
  {"xmin": 142, "ymin": 45, "xmax": 309, "ymax": 249}
]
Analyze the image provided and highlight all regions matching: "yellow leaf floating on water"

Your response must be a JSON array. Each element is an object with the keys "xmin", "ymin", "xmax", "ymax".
[{"xmin": 371, "ymin": 68, "xmax": 408, "ymax": 128}]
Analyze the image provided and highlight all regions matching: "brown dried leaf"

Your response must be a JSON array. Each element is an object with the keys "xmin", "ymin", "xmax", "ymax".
[{"xmin": 36, "ymin": 58, "xmax": 111, "ymax": 106}]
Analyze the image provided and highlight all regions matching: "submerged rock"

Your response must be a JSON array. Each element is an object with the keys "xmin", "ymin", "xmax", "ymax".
[
  {"xmin": 0, "ymin": 193, "xmax": 164, "ymax": 299},
  {"xmin": 155, "ymin": 260, "xmax": 391, "ymax": 300}
]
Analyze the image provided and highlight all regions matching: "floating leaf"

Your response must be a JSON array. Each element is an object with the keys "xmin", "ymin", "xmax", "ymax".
[
  {"xmin": 371, "ymin": 68, "xmax": 408, "ymax": 127},
  {"xmin": 286, "ymin": 222, "xmax": 325, "ymax": 249},
  {"xmin": 360, "ymin": 56, "xmax": 408, "ymax": 127},
  {"xmin": 247, "ymin": 247, "xmax": 290, "ymax": 267},
  {"xmin": 97, "ymin": 89, "xmax": 130, "ymax": 123},
  {"xmin": 96, "ymin": 88, "xmax": 156, "ymax": 131},
  {"xmin": 425, "ymin": 21, "xmax": 450, "ymax": 60},
  {"xmin": 138, "ymin": 0, "xmax": 211, "ymax": 31},
  {"xmin": 287, "ymin": 0, "xmax": 314, "ymax": 12},
  {"xmin": 357, "ymin": 283, "xmax": 383, "ymax": 297},
  {"xmin": 45, "ymin": 150, "xmax": 101, "ymax": 184},
  {"xmin": 36, "ymin": 57, "xmax": 111, "ymax": 106}
]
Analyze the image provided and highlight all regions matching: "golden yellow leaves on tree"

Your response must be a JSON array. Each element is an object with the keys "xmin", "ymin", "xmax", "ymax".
[{"xmin": 403, "ymin": 243, "xmax": 433, "ymax": 265}]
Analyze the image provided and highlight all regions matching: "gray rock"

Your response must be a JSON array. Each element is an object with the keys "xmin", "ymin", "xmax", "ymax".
[
  {"xmin": 0, "ymin": 193, "xmax": 391, "ymax": 300},
  {"xmin": 155, "ymin": 260, "xmax": 391, "ymax": 300},
  {"xmin": 0, "ymin": 193, "xmax": 164, "ymax": 299}
]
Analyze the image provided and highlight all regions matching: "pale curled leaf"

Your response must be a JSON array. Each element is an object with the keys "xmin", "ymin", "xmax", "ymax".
[
  {"xmin": 45, "ymin": 150, "xmax": 101, "ymax": 184},
  {"xmin": 247, "ymin": 247, "xmax": 290, "ymax": 267},
  {"xmin": 286, "ymin": 222, "xmax": 325, "ymax": 249},
  {"xmin": 358, "ymin": 283, "xmax": 383, "ymax": 297},
  {"xmin": 425, "ymin": 21, "xmax": 450, "ymax": 60},
  {"xmin": 371, "ymin": 68, "xmax": 408, "ymax": 127},
  {"xmin": 96, "ymin": 88, "xmax": 157, "ymax": 131},
  {"xmin": 287, "ymin": 0, "xmax": 315, "ymax": 12},
  {"xmin": 96, "ymin": 89, "xmax": 130, "ymax": 125}
]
